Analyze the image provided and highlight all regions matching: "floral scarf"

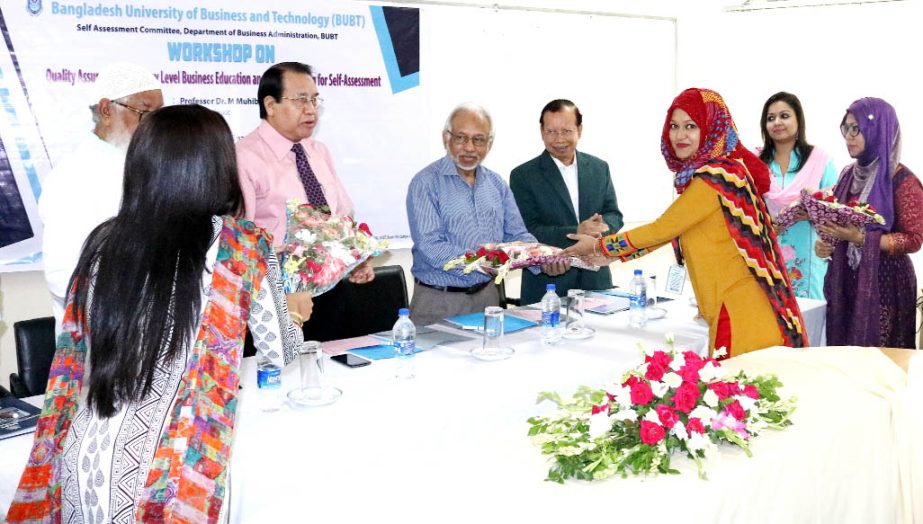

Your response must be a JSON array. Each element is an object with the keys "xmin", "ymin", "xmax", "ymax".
[
  {"xmin": 661, "ymin": 88, "xmax": 771, "ymax": 196},
  {"xmin": 7, "ymin": 216, "xmax": 270, "ymax": 524}
]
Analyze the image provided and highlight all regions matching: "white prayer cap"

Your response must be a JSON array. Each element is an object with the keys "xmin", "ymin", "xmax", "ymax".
[{"xmin": 92, "ymin": 62, "xmax": 161, "ymax": 103}]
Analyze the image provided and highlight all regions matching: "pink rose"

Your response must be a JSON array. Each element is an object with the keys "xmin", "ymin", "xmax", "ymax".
[
  {"xmin": 686, "ymin": 417, "xmax": 706, "ymax": 434},
  {"xmin": 639, "ymin": 420, "xmax": 666, "ymax": 445},
  {"xmin": 672, "ymin": 381, "xmax": 700, "ymax": 413},
  {"xmin": 655, "ymin": 404, "xmax": 678, "ymax": 429},
  {"xmin": 743, "ymin": 384, "xmax": 760, "ymax": 399},
  {"xmin": 629, "ymin": 381, "xmax": 654, "ymax": 406},
  {"xmin": 623, "ymin": 375, "xmax": 640, "ymax": 388},
  {"xmin": 726, "ymin": 381, "xmax": 742, "ymax": 396},
  {"xmin": 591, "ymin": 403, "xmax": 609, "ymax": 415},
  {"xmin": 725, "ymin": 399, "xmax": 746, "ymax": 421}
]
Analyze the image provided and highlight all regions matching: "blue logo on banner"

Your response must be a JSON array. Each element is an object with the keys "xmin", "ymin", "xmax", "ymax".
[{"xmin": 27, "ymin": 0, "xmax": 42, "ymax": 15}]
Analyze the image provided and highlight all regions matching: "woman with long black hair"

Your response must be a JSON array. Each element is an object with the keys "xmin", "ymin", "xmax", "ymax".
[{"xmin": 8, "ymin": 105, "xmax": 304, "ymax": 523}]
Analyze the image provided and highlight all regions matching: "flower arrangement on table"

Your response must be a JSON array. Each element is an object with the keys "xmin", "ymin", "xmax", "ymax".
[
  {"xmin": 774, "ymin": 189, "xmax": 885, "ymax": 245},
  {"xmin": 527, "ymin": 338, "xmax": 796, "ymax": 482},
  {"xmin": 442, "ymin": 241, "xmax": 596, "ymax": 284},
  {"xmin": 280, "ymin": 201, "xmax": 388, "ymax": 296}
]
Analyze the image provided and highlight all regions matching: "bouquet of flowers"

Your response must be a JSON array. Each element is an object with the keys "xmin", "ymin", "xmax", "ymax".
[
  {"xmin": 280, "ymin": 201, "xmax": 388, "ymax": 296},
  {"xmin": 774, "ymin": 189, "xmax": 885, "ymax": 245},
  {"xmin": 442, "ymin": 241, "xmax": 596, "ymax": 284},
  {"xmin": 527, "ymin": 337, "xmax": 796, "ymax": 482}
]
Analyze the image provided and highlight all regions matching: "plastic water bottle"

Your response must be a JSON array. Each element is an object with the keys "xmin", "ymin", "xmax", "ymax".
[
  {"xmin": 541, "ymin": 284, "xmax": 563, "ymax": 345},
  {"xmin": 629, "ymin": 269, "xmax": 648, "ymax": 328},
  {"xmin": 392, "ymin": 308, "xmax": 416, "ymax": 379},
  {"xmin": 256, "ymin": 354, "xmax": 282, "ymax": 412}
]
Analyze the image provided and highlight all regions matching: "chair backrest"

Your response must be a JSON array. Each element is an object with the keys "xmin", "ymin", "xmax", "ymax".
[
  {"xmin": 12, "ymin": 317, "xmax": 57, "ymax": 396},
  {"xmin": 303, "ymin": 265, "xmax": 409, "ymax": 342}
]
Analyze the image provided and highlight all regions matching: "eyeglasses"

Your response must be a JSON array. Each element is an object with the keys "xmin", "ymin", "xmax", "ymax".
[
  {"xmin": 542, "ymin": 128, "xmax": 577, "ymax": 139},
  {"xmin": 840, "ymin": 123, "xmax": 861, "ymax": 137},
  {"xmin": 445, "ymin": 131, "xmax": 490, "ymax": 147},
  {"xmin": 280, "ymin": 95, "xmax": 324, "ymax": 110},
  {"xmin": 111, "ymin": 100, "xmax": 152, "ymax": 121}
]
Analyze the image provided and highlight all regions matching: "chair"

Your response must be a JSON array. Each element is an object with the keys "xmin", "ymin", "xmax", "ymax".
[
  {"xmin": 10, "ymin": 317, "xmax": 57, "ymax": 398},
  {"xmin": 243, "ymin": 265, "xmax": 409, "ymax": 357},
  {"xmin": 302, "ymin": 265, "xmax": 409, "ymax": 342}
]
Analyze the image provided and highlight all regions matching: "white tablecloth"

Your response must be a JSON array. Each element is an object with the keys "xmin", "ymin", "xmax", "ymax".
[{"xmin": 3, "ymin": 297, "xmax": 874, "ymax": 524}]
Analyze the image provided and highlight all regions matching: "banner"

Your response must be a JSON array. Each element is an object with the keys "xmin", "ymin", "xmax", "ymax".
[{"xmin": 0, "ymin": 0, "xmax": 423, "ymax": 271}]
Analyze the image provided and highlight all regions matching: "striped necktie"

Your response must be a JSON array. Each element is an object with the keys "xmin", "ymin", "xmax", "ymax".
[{"xmin": 291, "ymin": 142, "xmax": 329, "ymax": 209}]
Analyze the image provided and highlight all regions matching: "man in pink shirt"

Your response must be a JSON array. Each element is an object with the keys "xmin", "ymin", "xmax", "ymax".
[{"xmin": 237, "ymin": 62, "xmax": 374, "ymax": 298}]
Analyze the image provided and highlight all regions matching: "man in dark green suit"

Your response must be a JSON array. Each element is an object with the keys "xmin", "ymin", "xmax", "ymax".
[{"xmin": 510, "ymin": 99, "xmax": 623, "ymax": 304}]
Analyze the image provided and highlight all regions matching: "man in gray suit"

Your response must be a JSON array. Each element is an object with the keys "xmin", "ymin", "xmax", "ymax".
[{"xmin": 510, "ymin": 99, "xmax": 623, "ymax": 304}]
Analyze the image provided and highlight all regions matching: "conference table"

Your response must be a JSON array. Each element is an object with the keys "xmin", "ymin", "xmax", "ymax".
[{"xmin": 2, "ymin": 297, "xmax": 919, "ymax": 523}]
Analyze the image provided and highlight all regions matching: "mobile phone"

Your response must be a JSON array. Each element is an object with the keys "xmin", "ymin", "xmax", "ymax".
[{"xmin": 331, "ymin": 353, "xmax": 372, "ymax": 368}]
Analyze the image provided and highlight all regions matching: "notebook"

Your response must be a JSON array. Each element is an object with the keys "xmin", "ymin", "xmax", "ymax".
[{"xmin": 0, "ymin": 396, "xmax": 41, "ymax": 440}]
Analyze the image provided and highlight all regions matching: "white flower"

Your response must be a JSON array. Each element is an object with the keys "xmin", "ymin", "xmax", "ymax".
[
  {"xmin": 644, "ymin": 409, "xmax": 661, "ymax": 424},
  {"xmin": 736, "ymin": 395, "xmax": 757, "ymax": 411},
  {"xmin": 611, "ymin": 409, "xmax": 637, "ymax": 422},
  {"xmin": 672, "ymin": 420, "xmax": 688, "ymax": 441},
  {"xmin": 703, "ymin": 389, "xmax": 719, "ymax": 408},
  {"xmin": 689, "ymin": 406, "xmax": 717, "ymax": 426},
  {"xmin": 670, "ymin": 353, "xmax": 685, "ymax": 372},
  {"xmin": 713, "ymin": 346, "xmax": 728, "ymax": 359},
  {"xmin": 699, "ymin": 361, "xmax": 724, "ymax": 382},
  {"xmin": 294, "ymin": 229, "xmax": 317, "ymax": 244},
  {"xmin": 650, "ymin": 381, "xmax": 669, "ymax": 398},
  {"xmin": 686, "ymin": 432, "xmax": 710, "ymax": 452},
  {"xmin": 613, "ymin": 386, "xmax": 633, "ymax": 410},
  {"xmin": 588, "ymin": 412, "xmax": 612, "ymax": 439},
  {"xmin": 663, "ymin": 372, "xmax": 682, "ymax": 389}
]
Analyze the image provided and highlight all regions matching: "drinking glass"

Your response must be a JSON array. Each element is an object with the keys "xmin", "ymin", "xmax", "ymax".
[
  {"xmin": 564, "ymin": 289, "xmax": 595, "ymax": 339},
  {"xmin": 287, "ymin": 341, "xmax": 342, "ymax": 407},
  {"xmin": 471, "ymin": 306, "xmax": 514, "ymax": 361}
]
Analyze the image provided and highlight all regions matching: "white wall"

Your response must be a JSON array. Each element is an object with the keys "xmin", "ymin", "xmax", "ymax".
[{"xmin": 4, "ymin": 0, "xmax": 922, "ymax": 387}]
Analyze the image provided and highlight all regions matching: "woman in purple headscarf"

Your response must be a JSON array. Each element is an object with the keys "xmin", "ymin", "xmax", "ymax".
[{"xmin": 815, "ymin": 98, "xmax": 923, "ymax": 348}]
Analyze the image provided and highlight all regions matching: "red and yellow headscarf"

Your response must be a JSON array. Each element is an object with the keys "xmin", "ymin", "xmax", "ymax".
[{"xmin": 660, "ymin": 88, "xmax": 771, "ymax": 196}]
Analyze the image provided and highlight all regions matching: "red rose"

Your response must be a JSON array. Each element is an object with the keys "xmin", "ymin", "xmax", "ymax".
[
  {"xmin": 812, "ymin": 191, "xmax": 824, "ymax": 199},
  {"xmin": 725, "ymin": 399, "xmax": 746, "ymax": 421},
  {"xmin": 708, "ymin": 381, "xmax": 731, "ymax": 400},
  {"xmin": 476, "ymin": 247, "xmax": 488, "ymax": 257},
  {"xmin": 591, "ymin": 403, "xmax": 609, "ymax": 415},
  {"xmin": 683, "ymin": 351, "xmax": 705, "ymax": 371},
  {"xmin": 726, "ymin": 381, "xmax": 741, "ymax": 396},
  {"xmin": 686, "ymin": 417, "xmax": 706, "ymax": 434},
  {"xmin": 629, "ymin": 381, "xmax": 654, "ymax": 405},
  {"xmin": 677, "ymin": 364, "xmax": 700, "ymax": 384},
  {"xmin": 644, "ymin": 361, "xmax": 667, "ymax": 382},
  {"xmin": 743, "ymin": 384, "xmax": 760, "ymax": 399},
  {"xmin": 824, "ymin": 195, "xmax": 836, "ymax": 203},
  {"xmin": 644, "ymin": 351, "xmax": 672, "ymax": 381},
  {"xmin": 847, "ymin": 200, "xmax": 859, "ymax": 207},
  {"xmin": 639, "ymin": 420, "xmax": 666, "ymax": 445},
  {"xmin": 496, "ymin": 251, "xmax": 510, "ymax": 263},
  {"xmin": 655, "ymin": 404, "xmax": 678, "ymax": 429},
  {"xmin": 672, "ymin": 381, "xmax": 700, "ymax": 413},
  {"xmin": 358, "ymin": 222, "xmax": 372, "ymax": 236}
]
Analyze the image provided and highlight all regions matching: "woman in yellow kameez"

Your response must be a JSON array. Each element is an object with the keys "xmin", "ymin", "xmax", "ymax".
[{"xmin": 565, "ymin": 88, "xmax": 806, "ymax": 358}]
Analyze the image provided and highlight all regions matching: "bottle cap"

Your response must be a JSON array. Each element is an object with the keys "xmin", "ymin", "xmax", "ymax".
[
  {"xmin": 399, "ymin": 308, "xmax": 409, "ymax": 316},
  {"xmin": 546, "ymin": 284, "xmax": 556, "ymax": 291},
  {"xmin": 634, "ymin": 269, "xmax": 642, "ymax": 276}
]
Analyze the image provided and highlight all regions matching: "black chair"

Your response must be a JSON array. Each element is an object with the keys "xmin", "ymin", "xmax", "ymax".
[
  {"xmin": 243, "ymin": 265, "xmax": 409, "ymax": 357},
  {"xmin": 0, "ymin": 384, "xmax": 12, "ymax": 398},
  {"xmin": 303, "ymin": 265, "xmax": 409, "ymax": 342},
  {"xmin": 10, "ymin": 317, "xmax": 57, "ymax": 398}
]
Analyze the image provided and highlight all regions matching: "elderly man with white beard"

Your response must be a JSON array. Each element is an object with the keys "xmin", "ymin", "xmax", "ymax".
[
  {"xmin": 39, "ymin": 62, "xmax": 164, "ymax": 331},
  {"xmin": 405, "ymin": 103, "xmax": 558, "ymax": 327}
]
